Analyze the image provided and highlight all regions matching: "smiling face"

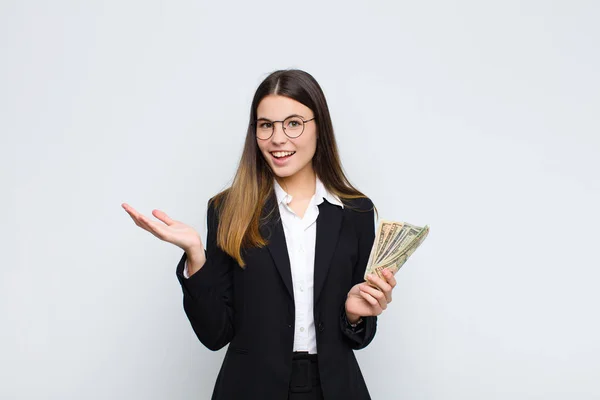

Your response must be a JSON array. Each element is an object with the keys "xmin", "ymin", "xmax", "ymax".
[{"xmin": 256, "ymin": 94, "xmax": 317, "ymax": 180}]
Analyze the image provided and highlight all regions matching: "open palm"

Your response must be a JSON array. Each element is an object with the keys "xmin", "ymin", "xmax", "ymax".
[{"xmin": 121, "ymin": 203, "xmax": 203, "ymax": 253}]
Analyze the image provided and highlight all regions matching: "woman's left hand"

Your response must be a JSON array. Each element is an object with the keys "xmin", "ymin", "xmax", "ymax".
[{"xmin": 345, "ymin": 269, "xmax": 397, "ymax": 322}]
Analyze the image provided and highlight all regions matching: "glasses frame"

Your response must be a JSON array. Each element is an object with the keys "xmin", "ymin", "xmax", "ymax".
[{"xmin": 252, "ymin": 115, "xmax": 317, "ymax": 140}]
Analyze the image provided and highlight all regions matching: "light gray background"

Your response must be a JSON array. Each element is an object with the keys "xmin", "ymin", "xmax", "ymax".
[{"xmin": 2, "ymin": 1, "xmax": 599, "ymax": 399}]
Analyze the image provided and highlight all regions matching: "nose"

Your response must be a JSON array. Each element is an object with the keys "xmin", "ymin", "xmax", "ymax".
[{"xmin": 271, "ymin": 121, "xmax": 288, "ymax": 144}]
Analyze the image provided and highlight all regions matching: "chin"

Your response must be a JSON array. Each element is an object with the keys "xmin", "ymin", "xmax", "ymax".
[{"xmin": 270, "ymin": 166, "xmax": 298, "ymax": 178}]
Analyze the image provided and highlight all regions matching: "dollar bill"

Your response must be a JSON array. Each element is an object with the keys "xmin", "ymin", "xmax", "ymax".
[
  {"xmin": 376, "ymin": 223, "xmax": 423, "ymax": 266},
  {"xmin": 371, "ymin": 220, "xmax": 404, "ymax": 265},
  {"xmin": 372, "ymin": 225, "xmax": 429, "ymax": 278},
  {"xmin": 364, "ymin": 222, "xmax": 429, "ymax": 281}
]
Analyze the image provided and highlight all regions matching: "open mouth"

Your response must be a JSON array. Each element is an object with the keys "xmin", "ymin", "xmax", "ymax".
[{"xmin": 270, "ymin": 151, "xmax": 296, "ymax": 161}]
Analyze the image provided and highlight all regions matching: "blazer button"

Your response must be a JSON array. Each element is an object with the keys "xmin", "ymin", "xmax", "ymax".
[{"xmin": 318, "ymin": 322, "xmax": 324, "ymax": 332}]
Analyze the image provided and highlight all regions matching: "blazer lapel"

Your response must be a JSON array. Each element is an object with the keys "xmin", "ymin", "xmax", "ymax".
[
  {"xmin": 261, "ymin": 194, "xmax": 294, "ymax": 301},
  {"xmin": 313, "ymin": 201, "xmax": 344, "ymax": 305}
]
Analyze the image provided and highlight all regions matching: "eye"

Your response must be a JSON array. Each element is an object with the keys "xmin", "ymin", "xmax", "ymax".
[
  {"xmin": 286, "ymin": 118, "xmax": 302, "ymax": 128},
  {"xmin": 259, "ymin": 122, "xmax": 272, "ymax": 129}
]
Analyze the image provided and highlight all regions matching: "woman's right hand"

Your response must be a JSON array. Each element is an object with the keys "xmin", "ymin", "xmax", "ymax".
[{"xmin": 121, "ymin": 203, "xmax": 204, "ymax": 256}]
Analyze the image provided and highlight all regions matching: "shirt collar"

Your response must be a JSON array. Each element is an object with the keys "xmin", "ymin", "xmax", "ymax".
[{"xmin": 273, "ymin": 176, "xmax": 344, "ymax": 209}]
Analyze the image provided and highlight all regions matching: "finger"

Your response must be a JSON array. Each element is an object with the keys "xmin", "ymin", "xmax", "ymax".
[
  {"xmin": 151, "ymin": 209, "xmax": 176, "ymax": 226},
  {"xmin": 366, "ymin": 274, "xmax": 392, "ymax": 300},
  {"xmin": 366, "ymin": 273, "xmax": 391, "ymax": 291},
  {"xmin": 123, "ymin": 204, "xmax": 147, "ymax": 225},
  {"xmin": 359, "ymin": 290, "xmax": 383, "ymax": 314},
  {"xmin": 122, "ymin": 203, "xmax": 140, "ymax": 218},
  {"xmin": 379, "ymin": 270, "xmax": 395, "ymax": 302},
  {"xmin": 124, "ymin": 208, "xmax": 152, "ymax": 232},
  {"xmin": 359, "ymin": 289, "xmax": 378, "ymax": 306},
  {"xmin": 123, "ymin": 206, "xmax": 145, "ymax": 229},
  {"xmin": 364, "ymin": 282, "xmax": 391, "ymax": 305},
  {"xmin": 126, "ymin": 212, "xmax": 143, "ymax": 228},
  {"xmin": 138, "ymin": 214, "xmax": 167, "ymax": 239},
  {"xmin": 383, "ymin": 269, "xmax": 397, "ymax": 288},
  {"xmin": 123, "ymin": 204, "xmax": 161, "ymax": 235},
  {"xmin": 360, "ymin": 283, "xmax": 388, "ymax": 310}
]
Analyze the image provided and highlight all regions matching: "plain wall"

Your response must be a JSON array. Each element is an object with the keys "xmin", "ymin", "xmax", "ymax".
[{"xmin": 1, "ymin": 1, "xmax": 599, "ymax": 399}]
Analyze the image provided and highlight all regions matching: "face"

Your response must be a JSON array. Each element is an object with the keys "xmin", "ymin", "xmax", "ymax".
[{"xmin": 256, "ymin": 94, "xmax": 317, "ymax": 179}]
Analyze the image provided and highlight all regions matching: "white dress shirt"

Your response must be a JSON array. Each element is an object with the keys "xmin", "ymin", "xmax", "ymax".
[{"xmin": 184, "ymin": 177, "xmax": 344, "ymax": 354}]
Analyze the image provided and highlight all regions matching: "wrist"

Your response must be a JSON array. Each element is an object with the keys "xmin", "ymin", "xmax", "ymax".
[
  {"xmin": 186, "ymin": 244, "xmax": 205, "ymax": 260},
  {"xmin": 345, "ymin": 303, "xmax": 361, "ymax": 325},
  {"xmin": 186, "ymin": 247, "xmax": 206, "ymax": 275}
]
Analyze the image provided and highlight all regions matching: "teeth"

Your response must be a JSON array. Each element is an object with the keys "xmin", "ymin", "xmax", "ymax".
[{"xmin": 272, "ymin": 151, "xmax": 295, "ymax": 158}]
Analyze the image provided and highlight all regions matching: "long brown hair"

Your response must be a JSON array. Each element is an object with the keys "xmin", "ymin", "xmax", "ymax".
[{"xmin": 213, "ymin": 69, "xmax": 372, "ymax": 267}]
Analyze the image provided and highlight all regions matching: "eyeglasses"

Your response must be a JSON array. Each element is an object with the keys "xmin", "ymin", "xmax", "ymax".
[{"xmin": 252, "ymin": 115, "xmax": 316, "ymax": 140}]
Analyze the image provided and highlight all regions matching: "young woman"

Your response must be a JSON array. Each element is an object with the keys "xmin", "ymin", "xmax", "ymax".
[{"xmin": 122, "ymin": 69, "xmax": 397, "ymax": 400}]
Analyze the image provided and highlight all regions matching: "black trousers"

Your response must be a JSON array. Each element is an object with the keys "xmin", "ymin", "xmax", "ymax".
[{"xmin": 288, "ymin": 352, "xmax": 324, "ymax": 400}]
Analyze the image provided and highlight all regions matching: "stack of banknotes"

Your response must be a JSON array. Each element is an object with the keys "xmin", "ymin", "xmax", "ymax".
[{"xmin": 364, "ymin": 220, "xmax": 430, "ymax": 281}]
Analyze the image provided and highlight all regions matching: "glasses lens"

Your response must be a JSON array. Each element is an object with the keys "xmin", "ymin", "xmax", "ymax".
[
  {"xmin": 256, "ymin": 120, "xmax": 273, "ymax": 139},
  {"xmin": 283, "ymin": 116, "xmax": 304, "ymax": 138}
]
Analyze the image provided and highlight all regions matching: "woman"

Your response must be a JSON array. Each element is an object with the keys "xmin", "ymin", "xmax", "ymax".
[{"xmin": 122, "ymin": 69, "xmax": 397, "ymax": 399}]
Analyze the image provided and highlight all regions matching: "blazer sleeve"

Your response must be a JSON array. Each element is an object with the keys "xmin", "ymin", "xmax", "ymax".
[
  {"xmin": 175, "ymin": 198, "xmax": 236, "ymax": 351},
  {"xmin": 340, "ymin": 197, "xmax": 378, "ymax": 350}
]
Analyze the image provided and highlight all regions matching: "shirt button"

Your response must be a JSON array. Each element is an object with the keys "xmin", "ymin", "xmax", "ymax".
[{"xmin": 300, "ymin": 327, "xmax": 305, "ymax": 332}]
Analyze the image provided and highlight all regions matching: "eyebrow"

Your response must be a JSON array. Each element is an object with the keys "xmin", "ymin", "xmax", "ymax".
[{"xmin": 256, "ymin": 113, "xmax": 305, "ymax": 121}]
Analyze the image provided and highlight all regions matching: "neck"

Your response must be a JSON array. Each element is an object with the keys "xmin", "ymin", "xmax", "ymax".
[{"xmin": 276, "ymin": 164, "xmax": 316, "ymax": 200}]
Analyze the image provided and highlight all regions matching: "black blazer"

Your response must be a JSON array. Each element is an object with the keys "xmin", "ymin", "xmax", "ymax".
[{"xmin": 175, "ymin": 193, "xmax": 377, "ymax": 400}]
